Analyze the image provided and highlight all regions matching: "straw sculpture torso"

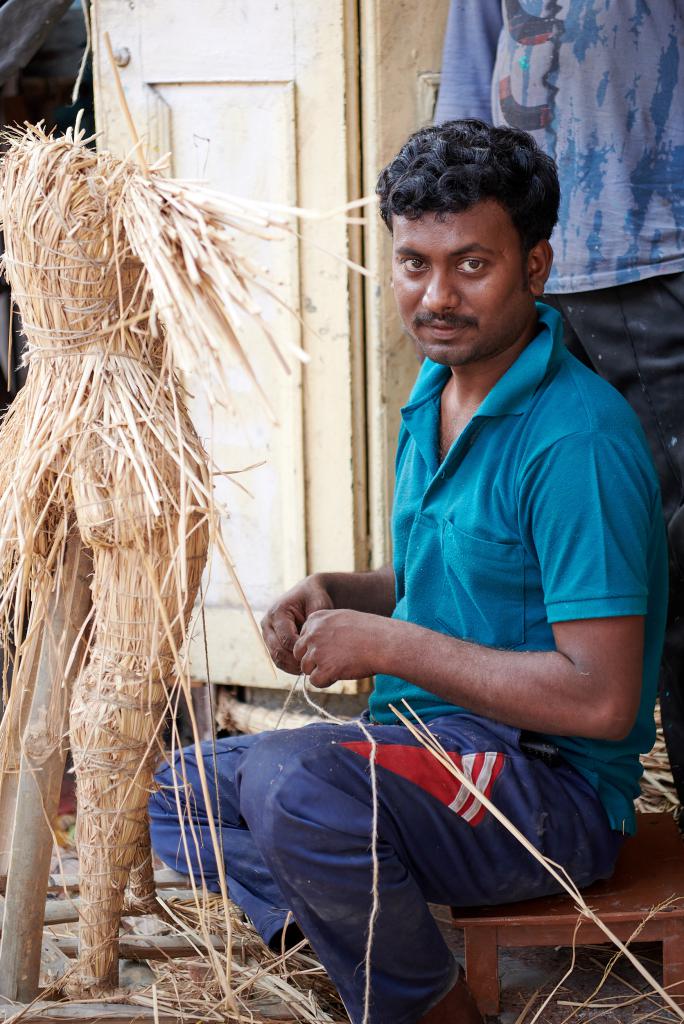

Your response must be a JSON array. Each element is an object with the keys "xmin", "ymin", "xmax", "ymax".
[
  {"xmin": 0, "ymin": 121, "xmax": 352, "ymax": 995},
  {"xmin": 0, "ymin": 131, "xmax": 217, "ymax": 994}
]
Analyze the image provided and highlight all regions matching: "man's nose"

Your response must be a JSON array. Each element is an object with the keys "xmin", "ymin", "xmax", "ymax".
[{"xmin": 422, "ymin": 271, "xmax": 459, "ymax": 315}]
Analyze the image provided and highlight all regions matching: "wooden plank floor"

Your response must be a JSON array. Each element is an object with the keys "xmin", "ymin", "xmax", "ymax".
[
  {"xmin": 0, "ymin": 1002, "xmax": 183, "ymax": 1022},
  {"xmin": 54, "ymin": 934, "xmax": 225, "ymax": 960}
]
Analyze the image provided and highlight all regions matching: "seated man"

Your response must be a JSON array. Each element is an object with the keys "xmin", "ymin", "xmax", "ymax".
[{"xmin": 149, "ymin": 121, "xmax": 668, "ymax": 1024}]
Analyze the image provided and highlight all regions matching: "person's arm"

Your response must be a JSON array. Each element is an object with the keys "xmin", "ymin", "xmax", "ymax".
[
  {"xmin": 260, "ymin": 565, "xmax": 395, "ymax": 674},
  {"xmin": 291, "ymin": 431, "xmax": 659, "ymax": 742},
  {"xmin": 292, "ymin": 611, "xmax": 643, "ymax": 740},
  {"xmin": 318, "ymin": 566, "xmax": 396, "ymax": 616},
  {"xmin": 434, "ymin": 0, "xmax": 503, "ymax": 125}
]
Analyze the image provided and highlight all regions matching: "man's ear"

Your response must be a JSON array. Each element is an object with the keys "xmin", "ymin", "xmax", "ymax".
[{"xmin": 526, "ymin": 239, "xmax": 553, "ymax": 297}]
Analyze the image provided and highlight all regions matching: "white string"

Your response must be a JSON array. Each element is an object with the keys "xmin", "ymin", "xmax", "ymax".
[
  {"xmin": 283, "ymin": 678, "xmax": 380, "ymax": 1024},
  {"xmin": 274, "ymin": 672, "xmax": 306, "ymax": 730}
]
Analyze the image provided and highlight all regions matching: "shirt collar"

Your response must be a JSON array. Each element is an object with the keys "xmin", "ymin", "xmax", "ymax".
[
  {"xmin": 401, "ymin": 302, "xmax": 564, "ymax": 423},
  {"xmin": 399, "ymin": 303, "xmax": 564, "ymax": 475},
  {"xmin": 475, "ymin": 302, "xmax": 563, "ymax": 418}
]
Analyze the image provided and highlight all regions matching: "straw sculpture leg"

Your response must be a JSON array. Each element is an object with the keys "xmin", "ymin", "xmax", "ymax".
[
  {"xmin": 67, "ymin": 528, "xmax": 208, "ymax": 994},
  {"xmin": 125, "ymin": 834, "xmax": 157, "ymax": 914}
]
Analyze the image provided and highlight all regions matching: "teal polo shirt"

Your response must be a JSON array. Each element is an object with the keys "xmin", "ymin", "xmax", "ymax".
[{"xmin": 370, "ymin": 303, "xmax": 668, "ymax": 834}]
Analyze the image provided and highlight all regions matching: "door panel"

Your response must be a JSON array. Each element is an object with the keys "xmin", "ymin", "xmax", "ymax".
[
  {"xmin": 154, "ymin": 80, "xmax": 304, "ymax": 647},
  {"xmin": 92, "ymin": 0, "xmax": 366, "ymax": 692},
  {"xmin": 91, "ymin": 0, "xmax": 446, "ymax": 692},
  {"xmin": 360, "ymin": 0, "xmax": 448, "ymax": 568},
  {"xmin": 140, "ymin": 0, "xmax": 295, "ymax": 82}
]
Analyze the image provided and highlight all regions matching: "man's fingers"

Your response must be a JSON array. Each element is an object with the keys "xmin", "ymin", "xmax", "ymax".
[
  {"xmin": 274, "ymin": 649, "xmax": 302, "ymax": 674},
  {"xmin": 261, "ymin": 619, "xmax": 302, "ymax": 674},
  {"xmin": 299, "ymin": 648, "xmax": 317, "ymax": 675},
  {"xmin": 292, "ymin": 633, "xmax": 307, "ymax": 661},
  {"xmin": 269, "ymin": 608, "xmax": 301, "ymax": 652},
  {"xmin": 261, "ymin": 619, "xmax": 282, "ymax": 657},
  {"xmin": 309, "ymin": 666, "xmax": 335, "ymax": 688}
]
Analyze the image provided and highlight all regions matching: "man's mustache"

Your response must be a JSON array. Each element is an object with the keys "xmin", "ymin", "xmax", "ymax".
[{"xmin": 413, "ymin": 312, "xmax": 479, "ymax": 329}]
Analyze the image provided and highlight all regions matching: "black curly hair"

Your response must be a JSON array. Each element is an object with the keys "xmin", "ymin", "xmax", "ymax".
[{"xmin": 376, "ymin": 119, "xmax": 559, "ymax": 253}]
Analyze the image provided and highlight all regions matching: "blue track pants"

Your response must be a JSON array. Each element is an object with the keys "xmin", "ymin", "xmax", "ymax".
[{"xmin": 149, "ymin": 714, "xmax": 622, "ymax": 1024}]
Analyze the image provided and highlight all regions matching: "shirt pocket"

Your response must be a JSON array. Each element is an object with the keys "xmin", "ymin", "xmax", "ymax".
[{"xmin": 435, "ymin": 521, "xmax": 525, "ymax": 649}]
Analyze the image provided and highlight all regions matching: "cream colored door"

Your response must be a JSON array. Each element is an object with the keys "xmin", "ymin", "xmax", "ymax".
[
  {"xmin": 360, "ymin": 1, "xmax": 449, "ymax": 567},
  {"xmin": 91, "ymin": 0, "xmax": 367, "ymax": 691}
]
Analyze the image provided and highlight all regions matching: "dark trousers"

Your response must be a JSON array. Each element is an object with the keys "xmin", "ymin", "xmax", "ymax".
[
  {"xmin": 545, "ymin": 274, "xmax": 684, "ymax": 816},
  {"xmin": 150, "ymin": 715, "xmax": 620, "ymax": 1024}
]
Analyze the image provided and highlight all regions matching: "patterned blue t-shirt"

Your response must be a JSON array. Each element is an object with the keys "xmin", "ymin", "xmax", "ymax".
[{"xmin": 435, "ymin": 0, "xmax": 684, "ymax": 293}]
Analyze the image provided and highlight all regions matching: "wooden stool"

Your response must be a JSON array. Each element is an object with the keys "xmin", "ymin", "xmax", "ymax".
[{"xmin": 451, "ymin": 812, "xmax": 684, "ymax": 1015}]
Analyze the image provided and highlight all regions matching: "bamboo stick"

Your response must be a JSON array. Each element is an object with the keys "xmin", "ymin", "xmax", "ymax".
[
  {"xmin": 0, "ymin": 582, "xmax": 52, "ymax": 875},
  {"xmin": 216, "ymin": 690, "xmax": 320, "ymax": 734},
  {"xmin": 0, "ymin": 535, "xmax": 91, "ymax": 1002},
  {"xmin": 102, "ymin": 32, "xmax": 149, "ymax": 174}
]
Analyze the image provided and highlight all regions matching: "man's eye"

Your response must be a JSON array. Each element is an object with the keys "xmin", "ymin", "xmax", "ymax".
[
  {"xmin": 400, "ymin": 257, "xmax": 426, "ymax": 271},
  {"xmin": 461, "ymin": 258, "xmax": 483, "ymax": 273}
]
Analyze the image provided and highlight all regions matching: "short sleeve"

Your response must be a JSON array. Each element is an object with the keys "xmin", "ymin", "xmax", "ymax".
[
  {"xmin": 518, "ymin": 432, "xmax": 656, "ymax": 623},
  {"xmin": 434, "ymin": 0, "xmax": 503, "ymax": 124}
]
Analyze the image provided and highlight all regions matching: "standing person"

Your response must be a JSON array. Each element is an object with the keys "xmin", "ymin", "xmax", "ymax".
[
  {"xmin": 435, "ymin": 0, "xmax": 684, "ymax": 818},
  {"xmin": 150, "ymin": 121, "xmax": 667, "ymax": 1024}
]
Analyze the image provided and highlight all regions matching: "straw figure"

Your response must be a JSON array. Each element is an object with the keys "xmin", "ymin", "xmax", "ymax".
[{"xmin": 0, "ymin": 124, "xmax": 312, "ymax": 995}]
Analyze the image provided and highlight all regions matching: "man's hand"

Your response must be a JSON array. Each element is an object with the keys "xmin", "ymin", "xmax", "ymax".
[
  {"xmin": 261, "ymin": 576, "xmax": 334, "ymax": 674},
  {"xmin": 261, "ymin": 566, "xmax": 396, "ymax": 676},
  {"xmin": 292, "ymin": 609, "xmax": 389, "ymax": 688}
]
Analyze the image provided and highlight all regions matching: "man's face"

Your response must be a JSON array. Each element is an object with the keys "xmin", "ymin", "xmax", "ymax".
[{"xmin": 391, "ymin": 200, "xmax": 552, "ymax": 367}]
